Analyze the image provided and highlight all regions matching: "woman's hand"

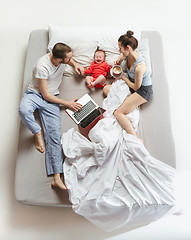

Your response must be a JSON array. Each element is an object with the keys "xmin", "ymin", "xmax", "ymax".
[
  {"xmin": 113, "ymin": 73, "xmax": 126, "ymax": 81},
  {"xmin": 121, "ymin": 74, "xmax": 126, "ymax": 81},
  {"xmin": 66, "ymin": 99, "xmax": 82, "ymax": 111},
  {"xmin": 114, "ymin": 57, "xmax": 121, "ymax": 65},
  {"xmin": 120, "ymin": 74, "xmax": 130, "ymax": 84},
  {"xmin": 114, "ymin": 53, "xmax": 125, "ymax": 65}
]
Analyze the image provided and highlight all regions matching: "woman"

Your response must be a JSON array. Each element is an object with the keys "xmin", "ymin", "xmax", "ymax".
[{"xmin": 103, "ymin": 30, "xmax": 153, "ymax": 141}]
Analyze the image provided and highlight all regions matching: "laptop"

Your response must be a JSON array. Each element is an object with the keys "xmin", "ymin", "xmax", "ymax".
[{"xmin": 65, "ymin": 94, "xmax": 104, "ymax": 128}]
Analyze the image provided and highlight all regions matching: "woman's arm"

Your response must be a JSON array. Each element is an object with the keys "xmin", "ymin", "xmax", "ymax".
[
  {"xmin": 122, "ymin": 62, "xmax": 146, "ymax": 91},
  {"xmin": 115, "ymin": 53, "xmax": 125, "ymax": 65},
  {"xmin": 37, "ymin": 79, "xmax": 82, "ymax": 111}
]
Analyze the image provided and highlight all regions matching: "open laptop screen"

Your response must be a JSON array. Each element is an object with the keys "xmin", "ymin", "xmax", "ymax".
[{"xmin": 65, "ymin": 94, "xmax": 99, "ymax": 124}]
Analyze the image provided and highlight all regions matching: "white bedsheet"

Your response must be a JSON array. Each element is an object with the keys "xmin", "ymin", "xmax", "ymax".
[{"xmin": 61, "ymin": 80, "xmax": 176, "ymax": 232}]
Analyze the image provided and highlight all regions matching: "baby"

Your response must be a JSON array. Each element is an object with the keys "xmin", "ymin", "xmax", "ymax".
[{"xmin": 84, "ymin": 49, "xmax": 112, "ymax": 88}]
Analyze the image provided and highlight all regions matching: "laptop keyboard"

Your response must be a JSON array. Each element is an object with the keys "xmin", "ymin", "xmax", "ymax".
[{"xmin": 73, "ymin": 100, "xmax": 97, "ymax": 122}]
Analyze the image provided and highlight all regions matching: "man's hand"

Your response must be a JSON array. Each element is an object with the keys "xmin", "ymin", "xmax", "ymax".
[
  {"xmin": 66, "ymin": 99, "xmax": 82, "ymax": 111},
  {"xmin": 68, "ymin": 58, "xmax": 85, "ymax": 75},
  {"xmin": 74, "ymin": 63, "xmax": 85, "ymax": 75}
]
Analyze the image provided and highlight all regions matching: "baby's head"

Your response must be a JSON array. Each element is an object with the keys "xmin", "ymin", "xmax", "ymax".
[{"xmin": 94, "ymin": 48, "xmax": 105, "ymax": 64}]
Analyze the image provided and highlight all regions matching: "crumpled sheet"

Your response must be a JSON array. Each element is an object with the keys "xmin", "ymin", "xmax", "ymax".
[{"xmin": 61, "ymin": 80, "xmax": 176, "ymax": 232}]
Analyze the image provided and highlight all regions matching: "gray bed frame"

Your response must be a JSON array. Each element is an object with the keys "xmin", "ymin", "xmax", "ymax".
[{"xmin": 15, "ymin": 30, "xmax": 176, "ymax": 206}]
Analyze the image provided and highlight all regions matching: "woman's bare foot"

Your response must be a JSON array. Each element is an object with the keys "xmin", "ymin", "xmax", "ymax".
[
  {"xmin": 34, "ymin": 131, "xmax": 45, "ymax": 153},
  {"xmin": 51, "ymin": 173, "xmax": 67, "ymax": 190}
]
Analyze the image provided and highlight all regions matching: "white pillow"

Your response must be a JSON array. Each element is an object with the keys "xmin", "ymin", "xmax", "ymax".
[
  {"xmin": 48, "ymin": 24, "xmax": 101, "ymax": 51},
  {"xmin": 64, "ymin": 41, "xmax": 98, "ymax": 75},
  {"xmin": 48, "ymin": 24, "xmax": 141, "ymax": 65},
  {"xmin": 71, "ymin": 41, "xmax": 98, "ymax": 67},
  {"xmin": 48, "ymin": 24, "xmax": 145, "ymax": 74},
  {"xmin": 137, "ymin": 38, "xmax": 152, "ymax": 75},
  {"xmin": 97, "ymin": 26, "xmax": 141, "ymax": 65}
]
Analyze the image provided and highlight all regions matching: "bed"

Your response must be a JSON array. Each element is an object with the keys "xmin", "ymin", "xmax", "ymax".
[{"xmin": 15, "ymin": 25, "xmax": 176, "ymax": 208}]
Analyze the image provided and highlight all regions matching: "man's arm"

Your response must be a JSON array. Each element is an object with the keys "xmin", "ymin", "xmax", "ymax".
[
  {"xmin": 37, "ymin": 78, "xmax": 82, "ymax": 111},
  {"xmin": 68, "ymin": 58, "xmax": 84, "ymax": 75}
]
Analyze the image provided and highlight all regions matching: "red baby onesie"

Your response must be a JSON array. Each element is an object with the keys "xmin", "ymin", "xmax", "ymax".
[{"xmin": 85, "ymin": 61, "xmax": 111, "ymax": 88}]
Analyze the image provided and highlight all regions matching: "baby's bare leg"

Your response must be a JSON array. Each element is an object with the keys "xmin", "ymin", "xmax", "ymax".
[
  {"xmin": 85, "ymin": 76, "xmax": 94, "ymax": 88},
  {"xmin": 92, "ymin": 75, "xmax": 106, "ymax": 87}
]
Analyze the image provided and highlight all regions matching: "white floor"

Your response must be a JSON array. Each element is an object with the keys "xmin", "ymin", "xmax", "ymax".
[{"xmin": 1, "ymin": 0, "xmax": 191, "ymax": 239}]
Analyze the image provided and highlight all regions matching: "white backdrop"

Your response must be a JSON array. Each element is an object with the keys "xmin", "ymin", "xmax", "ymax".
[{"xmin": 0, "ymin": 0, "xmax": 191, "ymax": 239}]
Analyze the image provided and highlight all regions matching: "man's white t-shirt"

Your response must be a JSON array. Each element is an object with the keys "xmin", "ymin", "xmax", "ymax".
[{"xmin": 28, "ymin": 53, "xmax": 65, "ymax": 95}]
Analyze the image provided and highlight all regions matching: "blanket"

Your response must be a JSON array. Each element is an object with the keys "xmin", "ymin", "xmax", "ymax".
[{"xmin": 61, "ymin": 80, "xmax": 176, "ymax": 232}]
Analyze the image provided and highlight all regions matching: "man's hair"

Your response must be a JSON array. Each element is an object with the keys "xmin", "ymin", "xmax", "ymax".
[{"xmin": 52, "ymin": 43, "xmax": 72, "ymax": 60}]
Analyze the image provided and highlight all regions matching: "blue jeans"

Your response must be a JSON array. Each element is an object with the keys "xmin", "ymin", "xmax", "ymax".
[{"xmin": 19, "ymin": 90, "xmax": 63, "ymax": 175}]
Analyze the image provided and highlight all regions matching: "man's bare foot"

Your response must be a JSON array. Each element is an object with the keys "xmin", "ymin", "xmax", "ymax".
[
  {"xmin": 34, "ymin": 131, "xmax": 45, "ymax": 153},
  {"xmin": 51, "ymin": 174, "xmax": 67, "ymax": 190}
]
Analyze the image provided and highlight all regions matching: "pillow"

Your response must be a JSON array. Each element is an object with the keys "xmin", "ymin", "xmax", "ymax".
[
  {"xmin": 64, "ymin": 41, "xmax": 98, "ymax": 75},
  {"xmin": 71, "ymin": 41, "xmax": 98, "ymax": 67},
  {"xmin": 48, "ymin": 25, "xmax": 149, "ymax": 75},
  {"xmin": 48, "ymin": 24, "xmax": 141, "ymax": 49},
  {"xmin": 97, "ymin": 26, "xmax": 141, "ymax": 65},
  {"xmin": 137, "ymin": 38, "xmax": 152, "ymax": 75},
  {"xmin": 48, "ymin": 24, "xmax": 141, "ymax": 66},
  {"xmin": 48, "ymin": 24, "xmax": 101, "ymax": 51}
]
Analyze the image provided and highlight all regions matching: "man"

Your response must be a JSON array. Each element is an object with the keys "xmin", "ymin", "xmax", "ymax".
[{"xmin": 19, "ymin": 43, "xmax": 84, "ymax": 190}]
